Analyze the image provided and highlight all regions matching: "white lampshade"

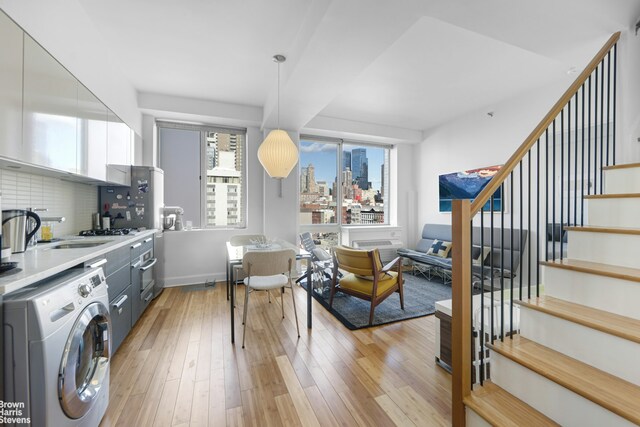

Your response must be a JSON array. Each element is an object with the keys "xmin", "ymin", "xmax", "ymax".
[{"xmin": 257, "ymin": 129, "xmax": 299, "ymax": 178}]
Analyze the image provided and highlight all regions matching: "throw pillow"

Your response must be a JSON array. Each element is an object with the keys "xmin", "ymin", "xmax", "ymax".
[
  {"xmin": 472, "ymin": 246, "xmax": 491, "ymax": 266},
  {"xmin": 427, "ymin": 240, "xmax": 452, "ymax": 258}
]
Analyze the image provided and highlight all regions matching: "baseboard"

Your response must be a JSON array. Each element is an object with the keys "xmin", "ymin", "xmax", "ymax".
[{"xmin": 162, "ymin": 272, "xmax": 226, "ymax": 287}]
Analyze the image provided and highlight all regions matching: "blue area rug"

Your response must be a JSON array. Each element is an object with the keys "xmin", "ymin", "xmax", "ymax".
[{"xmin": 302, "ymin": 273, "xmax": 470, "ymax": 330}]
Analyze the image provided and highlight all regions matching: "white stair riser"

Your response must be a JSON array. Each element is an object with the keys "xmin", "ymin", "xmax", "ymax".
[
  {"xmin": 519, "ymin": 307, "xmax": 640, "ymax": 386},
  {"xmin": 491, "ymin": 352, "xmax": 635, "ymax": 427},
  {"xmin": 604, "ymin": 167, "xmax": 640, "ymax": 194},
  {"xmin": 466, "ymin": 408, "xmax": 492, "ymax": 427},
  {"xmin": 587, "ymin": 198, "xmax": 640, "ymax": 228},
  {"xmin": 543, "ymin": 266, "xmax": 640, "ymax": 320},
  {"xmin": 567, "ymin": 231, "xmax": 640, "ymax": 269}
]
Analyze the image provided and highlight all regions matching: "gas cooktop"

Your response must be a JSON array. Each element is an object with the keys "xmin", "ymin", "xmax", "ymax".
[{"xmin": 78, "ymin": 228, "xmax": 134, "ymax": 237}]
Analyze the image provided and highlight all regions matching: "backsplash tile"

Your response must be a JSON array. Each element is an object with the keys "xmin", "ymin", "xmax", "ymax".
[{"xmin": 1, "ymin": 170, "xmax": 98, "ymax": 237}]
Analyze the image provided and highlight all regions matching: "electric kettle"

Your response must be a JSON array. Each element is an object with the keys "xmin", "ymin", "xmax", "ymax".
[{"xmin": 2, "ymin": 209, "xmax": 41, "ymax": 253}]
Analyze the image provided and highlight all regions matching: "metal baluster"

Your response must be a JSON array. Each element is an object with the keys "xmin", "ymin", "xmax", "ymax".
[
  {"xmin": 560, "ymin": 109, "xmax": 564, "ymax": 261},
  {"xmin": 594, "ymin": 66, "xmax": 599, "ymax": 194},
  {"xmin": 536, "ymin": 140, "xmax": 541, "ymax": 297},
  {"xmin": 480, "ymin": 210, "xmax": 485, "ymax": 383},
  {"xmin": 588, "ymin": 76, "xmax": 592, "ymax": 196},
  {"xmin": 613, "ymin": 44, "xmax": 617, "ymax": 165},
  {"xmin": 574, "ymin": 92, "xmax": 578, "ymax": 226},
  {"xmin": 606, "ymin": 51, "xmax": 611, "ymax": 167},
  {"xmin": 567, "ymin": 100, "xmax": 571, "ymax": 226},
  {"xmin": 519, "ymin": 162, "xmax": 524, "ymax": 299},
  {"xmin": 500, "ymin": 183, "xmax": 505, "ymax": 341},
  {"xmin": 528, "ymin": 151, "xmax": 532, "ymax": 299},
  {"xmin": 510, "ymin": 173, "xmax": 514, "ymax": 337},
  {"xmin": 545, "ymin": 129, "xmax": 550, "ymax": 262},
  {"xmin": 581, "ymin": 84, "xmax": 585, "ymax": 226},
  {"xmin": 600, "ymin": 60, "xmax": 605, "ymax": 191},
  {"xmin": 490, "ymin": 194, "xmax": 495, "ymax": 344},
  {"xmin": 552, "ymin": 120, "xmax": 557, "ymax": 260}
]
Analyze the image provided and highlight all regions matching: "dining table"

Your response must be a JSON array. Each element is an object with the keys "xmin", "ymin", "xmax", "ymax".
[{"xmin": 225, "ymin": 239, "xmax": 312, "ymax": 343}]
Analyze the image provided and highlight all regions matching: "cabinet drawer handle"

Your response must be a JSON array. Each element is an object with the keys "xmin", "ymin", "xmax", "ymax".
[
  {"xmin": 88, "ymin": 259, "xmax": 107, "ymax": 269},
  {"xmin": 112, "ymin": 294, "xmax": 128, "ymax": 310},
  {"xmin": 140, "ymin": 258, "xmax": 157, "ymax": 271},
  {"xmin": 144, "ymin": 237, "xmax": 152, "ymax": 243},
  {"xmin": 131, "ymin": 242, "xmax": 142, "ymax": 249},
  {"xmin": 144, "ymin": 293, "xmax": 153, "ymax": 303}
]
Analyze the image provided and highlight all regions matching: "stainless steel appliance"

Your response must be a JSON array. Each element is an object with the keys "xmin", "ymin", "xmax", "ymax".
[
  {"xmin": 2, "ymin": 209, "xmax": 41, "ymax": 253},
  {"xmin": 99, "ymin": 166, "xmax": 164, "ymax": 230},
  {"xmin": 3, "ymin": 267, "xmax": 111, "ymax": 426},
  {"xmin": 131, "ymin": 236, "xmax": 157, "ymax": 320}
]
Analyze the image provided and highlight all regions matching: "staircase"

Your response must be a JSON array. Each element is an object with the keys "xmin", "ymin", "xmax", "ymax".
[{"xmin": 465, "ymin": 163, "xmax": 640, "ymax": 426}]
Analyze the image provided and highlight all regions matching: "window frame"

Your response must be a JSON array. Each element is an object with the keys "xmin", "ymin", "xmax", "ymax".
[
  {"xmin": 299, "ymin": 134, "xmax": 391, "ymax": 228},
  {"xmin": 157, "ymin": 120, "xmax": 247, "ymax": 229}
]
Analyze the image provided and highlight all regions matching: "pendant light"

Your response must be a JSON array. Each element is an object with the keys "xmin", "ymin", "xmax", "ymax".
[{"xmin": 257, "ymin": 54, "xmax": 299, "ymax": 179}]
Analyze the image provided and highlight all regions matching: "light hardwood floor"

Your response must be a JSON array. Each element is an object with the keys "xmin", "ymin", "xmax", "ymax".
[{"xmin": 100, "ymin": 282, "xmax": 452, "ymax": 426}]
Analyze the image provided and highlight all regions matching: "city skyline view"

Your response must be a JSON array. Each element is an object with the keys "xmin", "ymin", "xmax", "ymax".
[
  {"xmin": 299, "ymin": 141, "xmax": 385, "ymax": 192},
  {"xmin": 299, "ymin": 139, "xmax": 388, "ymax": 226}
]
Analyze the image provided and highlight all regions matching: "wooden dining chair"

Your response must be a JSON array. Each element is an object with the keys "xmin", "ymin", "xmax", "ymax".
[
  {"xmin": 242, "ymin": 248, "xmax": 300, "ymax": 348},
  {"xmin": 330, "ymin": 246, "xmax": 404, "ymax": 326}
]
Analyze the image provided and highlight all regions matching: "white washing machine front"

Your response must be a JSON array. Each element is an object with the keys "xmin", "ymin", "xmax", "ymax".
[{"xmin": 3, "ymin": 267, "xmax": 111, "ymax": 426}]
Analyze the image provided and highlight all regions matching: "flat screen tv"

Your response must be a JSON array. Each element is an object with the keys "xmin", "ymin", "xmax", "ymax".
[{"xmin": 439, "ymin": 165, "xmax": 502, "ymax": 212}]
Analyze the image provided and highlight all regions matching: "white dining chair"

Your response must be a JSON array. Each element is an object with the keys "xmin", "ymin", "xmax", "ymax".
[
  {"xmin": 242, "ymin": 248, "xmax": 300, "ymax": 348},
  {"xmin": 229, "ymin": 234, "xmax": 266, "ymax": 306}
]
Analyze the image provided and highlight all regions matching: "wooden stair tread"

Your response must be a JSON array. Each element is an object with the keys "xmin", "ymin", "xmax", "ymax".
[
  {"xmin": 603, "ymin": 162, "xmax": 640, "ymax": 170},
  {"xmin": 541, "ymin": 259, "xmax": 640, "ymax": 283},
  {"xmin": 584, "ymin": 193, "xmax": 640, "ymax": 199},
  {"xmin": 465, "ymin": 381, "xmax": 559, "ymax": 426},
  {"xmin": 488, "ymin": 336, "xmax": 640, "ymax": 424},
  {"xmin": 564, "ymin": 225, "xmax": 640, "ymax": 235},
  {"xmin": 516, "ymin": 295, "xmax": 640, "ymax": 344}
]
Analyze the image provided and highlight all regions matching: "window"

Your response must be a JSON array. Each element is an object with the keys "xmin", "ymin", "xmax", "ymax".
[
  {"xmin": 299, "ymin": 136, "xmax": 390, "ymax": 226},
  {"xmin": 158, "ymin": 122, "xmax": 246, "ymax": 228}
]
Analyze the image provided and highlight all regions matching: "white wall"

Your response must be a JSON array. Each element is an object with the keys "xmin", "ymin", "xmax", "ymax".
[
  {"xmin": 618, "ymin": 28, "xmax": 640, "ymax": 163},
  {"xmin": 416, "ymin": 80, "xmax": 568, "ymax": 226},
  {"xmin": 0, "ymin": 1, "xmax": 141, "ymax": 134}
]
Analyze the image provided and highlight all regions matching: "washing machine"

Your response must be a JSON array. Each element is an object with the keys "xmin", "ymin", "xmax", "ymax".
[{"xmin": 3, "ymin": 267, "xmax": 111, "ymax": 426}]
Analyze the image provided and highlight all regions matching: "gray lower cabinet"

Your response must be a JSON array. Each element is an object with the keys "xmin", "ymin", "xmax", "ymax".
[
  {"xmin": 85, "ymin": 235, "xmax": 155, "ymax": 354},
  {"xmin": 110, "ymin": 285, "xmax": 132, "ymax": 353}
]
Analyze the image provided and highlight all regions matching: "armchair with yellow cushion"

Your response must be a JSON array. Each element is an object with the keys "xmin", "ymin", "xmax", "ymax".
[{"xmin": 330, "ymin": 246, "xmax": 404, "ymax": 326}]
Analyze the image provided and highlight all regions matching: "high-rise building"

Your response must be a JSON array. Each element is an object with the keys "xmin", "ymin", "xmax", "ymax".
[
  {"xmin": 342, "ymin": 168, "xmax": 353, "ymax": 199},
  {"xmin": 342, "ymin": 150, "xmax": 351, "ymax": 173},
  {"xmin": 300, "ymin": 163, "xmax": 317, "ymax": 193},
  {"xmin": 351, "ymin": 148, "xmax": 369, "ymax": 190},
  {"xmin": 206, "ymin": 150, "xmax": 241, "ymax": 226},
  {"xmin": 381, "ymin": 164, "xmax": 384, "ymax": 198}
]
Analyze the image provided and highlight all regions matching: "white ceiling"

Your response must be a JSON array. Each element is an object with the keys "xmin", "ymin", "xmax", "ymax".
[{"xmin": 80, "ymin": 0, "xmax": 640, "ymax": 136}]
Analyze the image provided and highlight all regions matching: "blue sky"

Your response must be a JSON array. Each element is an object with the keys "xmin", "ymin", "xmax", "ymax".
[{"xmin": 299, "ymin": 140, "xmax": 385, "ymax": 191}]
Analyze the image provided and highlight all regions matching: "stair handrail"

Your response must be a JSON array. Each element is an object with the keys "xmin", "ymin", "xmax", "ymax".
[
  {"xmin": 469, "ymin": 32, "xmax": 620, "ymax": 217},
  {"xmin": 451, "ymin": 31, "xmax": 621, "ymax": 427}
]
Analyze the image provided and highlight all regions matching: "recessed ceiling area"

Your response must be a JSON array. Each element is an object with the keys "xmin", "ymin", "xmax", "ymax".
[
  {"xmin": 78, "ymin": 0, "xmax": 640, "ymax": 138},
  {"xmin": 319, "ymin": 17, "xmax": 568, "ymax": 131}
]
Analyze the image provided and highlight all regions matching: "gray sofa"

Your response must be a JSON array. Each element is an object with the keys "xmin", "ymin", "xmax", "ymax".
[{"xmin": 398, "ymin": 223, "xmax": 528, "ymax": 285}]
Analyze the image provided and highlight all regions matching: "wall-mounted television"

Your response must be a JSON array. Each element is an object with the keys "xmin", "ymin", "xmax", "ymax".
[{"xmin": 439, "ymin": 165, "xmax": 503, "ymax": 212}]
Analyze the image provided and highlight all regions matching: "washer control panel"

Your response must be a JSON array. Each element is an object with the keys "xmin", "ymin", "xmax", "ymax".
[{"xmin": 78, "ymin": 283, "xmax": 92, "ymax": 298}]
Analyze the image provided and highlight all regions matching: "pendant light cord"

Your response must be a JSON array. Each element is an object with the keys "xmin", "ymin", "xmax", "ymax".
[{"xmin": 277, "ymin": 60, "xmax": 281, "ymax": 130}]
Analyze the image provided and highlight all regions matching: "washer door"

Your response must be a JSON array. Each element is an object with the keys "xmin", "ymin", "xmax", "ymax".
[{"xmin": 58, "ymin": 301, "xmax": 111, "ymax": 419}]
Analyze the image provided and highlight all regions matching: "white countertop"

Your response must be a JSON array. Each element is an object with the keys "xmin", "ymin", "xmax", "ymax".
[{"xmin": 0, "ymin": 229, "xmax": 159, "ymax": 296}]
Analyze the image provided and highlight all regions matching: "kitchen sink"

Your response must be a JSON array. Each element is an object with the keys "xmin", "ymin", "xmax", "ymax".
[{"xmin": 50, "ymin": 240, "xmax": 113, "ymax": 249}]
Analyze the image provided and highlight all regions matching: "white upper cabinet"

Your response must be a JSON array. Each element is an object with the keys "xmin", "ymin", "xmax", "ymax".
[
  {"xmin": 107, "ymin": 109, "xmax": 131, "ymax": 166},
  {"xmin": 0, "ymin": 11, "xmax": 23, "ymax": 159},
  {"xmin": 23, "ymin": 35, "xmax": 78, "ymax": 173},
  {"xmin": 77, "ymin": 84, "xmax": 107, "ymax": 180}
]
